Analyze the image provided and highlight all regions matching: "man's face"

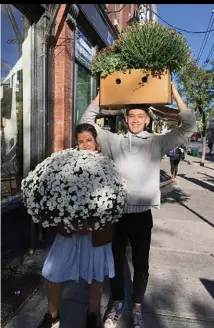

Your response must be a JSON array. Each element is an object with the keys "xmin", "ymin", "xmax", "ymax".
[{"xmin": 126, "ymin": 109, "xmax": 150, "ymax": 135}]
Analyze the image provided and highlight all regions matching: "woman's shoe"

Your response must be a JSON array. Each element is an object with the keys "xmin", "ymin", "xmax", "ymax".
[
  {"xmin": 86, "ymin": 312, "xmax": 100, "ymax": 328},
  {"xmin": 37, "ymin": 313, "xmax": 60, "ymax": 328}
]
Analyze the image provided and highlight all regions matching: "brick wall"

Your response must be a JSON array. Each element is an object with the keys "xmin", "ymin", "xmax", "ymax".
[
  {"xmin": 107, "ymin": 4, "xmax": 136, "ymax": 31},
  {"xmin": 54, "ymin": 5, "xmax": 73, "ymax": 152}
]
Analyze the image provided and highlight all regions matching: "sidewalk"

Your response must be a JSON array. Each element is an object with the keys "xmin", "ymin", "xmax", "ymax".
[{"xmin": 4, "ymin": 157, "xmax": 214, "ymax": 328}]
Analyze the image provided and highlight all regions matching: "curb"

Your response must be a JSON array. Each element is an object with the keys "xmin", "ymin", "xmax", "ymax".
[{"xmin": 4, "ymin": 283, "xmax": 47, "ymax": 328}]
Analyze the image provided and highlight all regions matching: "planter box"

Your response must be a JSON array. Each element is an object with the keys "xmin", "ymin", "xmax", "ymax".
[{"xmin": 99, "ymin": 69, "xmax": 172, "ymax": 108}]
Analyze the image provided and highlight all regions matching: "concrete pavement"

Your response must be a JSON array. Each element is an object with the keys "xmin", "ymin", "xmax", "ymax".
[{"xmin": 4, "ymin": 156, "xmax": 214, "ymax": 328}]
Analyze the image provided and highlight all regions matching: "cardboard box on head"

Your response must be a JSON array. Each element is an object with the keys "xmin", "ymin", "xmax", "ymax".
[{"xmin": 99, "ymin": 69, "xmax": 172, "ymax": 109}]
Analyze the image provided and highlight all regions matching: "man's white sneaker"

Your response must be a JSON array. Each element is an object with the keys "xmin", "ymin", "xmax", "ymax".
[{"xmin": 104, "ymin": 301, "xmax": 123, "ymax": 328}]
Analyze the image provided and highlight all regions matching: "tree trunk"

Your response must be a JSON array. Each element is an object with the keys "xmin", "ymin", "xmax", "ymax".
[
  {"xmin": 200, "ymin": 112, "xmax": 207, "ymax": 166},
  {"xmin": 201, "ymin": 137, "xmax": 206, "ymax": 166}
]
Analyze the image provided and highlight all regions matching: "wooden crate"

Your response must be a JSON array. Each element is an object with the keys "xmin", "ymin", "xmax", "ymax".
[{"xmin": 99, "ymin": 69, "xmax": 172, "ymax": 108}]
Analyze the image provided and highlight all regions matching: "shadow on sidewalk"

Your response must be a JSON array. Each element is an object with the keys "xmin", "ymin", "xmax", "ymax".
[
  {"xmin": 203, "ymin": 166, "xmax": 214, "ymax": 171},
  {"xmin": 161, "ymin": 187, "xmax": 190, "ymax": 204},
  {"xmin": 58, "ymin": 242, "xmax": 214, "ymax": 327},
  {"xmin": 160, "ymin": 169, "xmax": 171, "ymax": 183},
  {"xmin": 161, "ymin": 185, "xmax": 214, "ymax": 229},
  {"xmin": 179, "ymin": 201, "xmax": 214, "ymax": 229},
  {"xmin": 196, "ymin": 172, "xmax": 214, "ymax": 185},
  {"xmin": 200, "ymin": 279, "xmax": 214, "ymax": 300},
  {"xmin": 179, "ymin": 174, "xmax": 214, "ymax": 193}
]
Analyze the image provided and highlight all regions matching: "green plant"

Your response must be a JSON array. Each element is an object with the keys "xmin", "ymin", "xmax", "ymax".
[
  {"xmin": 178, "ymin": 59, "xmax": 214, "ymax": 165},
  {"xmin": 90, "ymin": 51, "xmax": 126, "ymax": 78},
  {"xmin": 91, "ymin": 22, "xmax": 191, "ymax": 78}
]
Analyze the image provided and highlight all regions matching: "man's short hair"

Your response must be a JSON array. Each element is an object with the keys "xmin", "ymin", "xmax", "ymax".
[{"xmin": 126, "ymin": 104, "xmax": 151, "ymax": 116}]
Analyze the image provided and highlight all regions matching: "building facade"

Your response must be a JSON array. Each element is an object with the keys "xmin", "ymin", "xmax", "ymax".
[
  {"xmin": 106, "ymin": 4, "xmax": 136, "ymax": 31},
  {"xmin": 1, "ymin": 3, "xmax": 160, "ymax": 201},
  {"xmin": 1, "ymin": 4, "xmax": 59, "ymax": 200},
  {"xmin": 1, "ymin": 4, "xmax": 118, "ymax": 201},
  {"xmin": 53, "ymin": 4, "xmax": 118, "ymax": 151},
  {"xmin": 106, "ymin": 4, "xmax": 158, "ymax": 31}
]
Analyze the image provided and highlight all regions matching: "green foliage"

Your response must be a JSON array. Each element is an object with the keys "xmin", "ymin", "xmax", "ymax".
[
  {"xmin": 178, "ymin": 59, "xmax": 214, "ymax": 116},
  {"xmin": 118, "ymin": 22, "xmax": 190, "ymax": 74},
  {"xmin": 90, "ymin": 51, "xmax": 126, "ymax": 78},
  {"xmin": 91, "ymin": 22, "xmax": 191, "ymax": 78},
  {"xmin": 166, "ymin": 121, "xmax": 178, "ymax": 131},
  {"xmin": 178, "ymin": 59, "xmax": 214, "ymax": 139}
]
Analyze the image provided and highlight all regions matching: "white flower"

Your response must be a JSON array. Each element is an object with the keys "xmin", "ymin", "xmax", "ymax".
[
  {"xmin": 54, "ymin": 217, "xmax": 61, "ymax": 223},
  {"xmin": 22, "ymin": 149, "xmax": 127, "ymax": 231},
  {"xmin": 94, "ymin": 222, "xmax": 100, "ymax": 230},
  {"xmin": 42, "ymin": 220, "xmax": 49, "ymax": 228}
]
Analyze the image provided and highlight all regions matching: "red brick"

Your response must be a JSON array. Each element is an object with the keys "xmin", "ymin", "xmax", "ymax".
[
  {"xmin": 107, "ymin": 4, "xmax": 136, "ymax": 31},
  {"xmin": 53, "ymin": 5, "xmax": 73, "ymax": 151}
]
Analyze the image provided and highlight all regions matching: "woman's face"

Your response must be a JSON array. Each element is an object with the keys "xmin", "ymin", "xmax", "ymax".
[{"xmin": 77, "ymin": 131, "xmax": 97, "ymax": 151}]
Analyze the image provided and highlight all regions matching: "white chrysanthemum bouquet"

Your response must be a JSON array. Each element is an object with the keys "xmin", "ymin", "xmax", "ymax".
[{"xmin": 21, "ymin": 149, "xmax": 127, "ymax": 232}]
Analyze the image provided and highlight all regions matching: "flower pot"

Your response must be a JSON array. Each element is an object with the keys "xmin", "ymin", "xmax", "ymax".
[
  {"xmin": 99, "ymin": 69, "xmax": 172, "ymax": 108},
  {"xmin": 57, "ymin": 222, "xmax": 115, "ymax": 247},
  {"xmin": 92, "ymin": 223, "xmax": 115, "ymax": 247},
  {"xmin": 57, "ymin": 223, "xmax": 88, "ymax": 237}
]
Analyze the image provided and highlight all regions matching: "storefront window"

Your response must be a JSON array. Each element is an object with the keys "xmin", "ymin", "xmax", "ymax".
[
  {"xmin": 75, "ymin": 28, "xmax": 94, "ymax": 124},
  {"xmin": 1, "ymin": 5, "xmax": 30, "ymax": 199},
  {"xmin": 75, "ymin": 28, "xmax": 93, "ymax": 70},
  {"xmin": 75, "ymin": 64, "xmax": 92, "ymax": 123}
]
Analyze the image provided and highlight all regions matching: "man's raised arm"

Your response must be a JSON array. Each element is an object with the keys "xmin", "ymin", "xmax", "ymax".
[{"xmin": 158, "ymin": 82, "xmax": 197, "ymax": 156}]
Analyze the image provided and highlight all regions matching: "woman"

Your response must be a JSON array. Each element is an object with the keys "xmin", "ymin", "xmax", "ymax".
[
  {"xmin": 38, "ymin": 123, "xmax": 115, "ymax": 328},
  {"xmin": 169, "ymin": 145, "xmax": 185, "ymax": 181}
]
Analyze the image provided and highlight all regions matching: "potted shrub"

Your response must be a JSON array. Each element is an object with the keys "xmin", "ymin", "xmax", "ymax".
[{"xmin": 91, "ymin": 22, "xmax": 190, "ymax": 108}]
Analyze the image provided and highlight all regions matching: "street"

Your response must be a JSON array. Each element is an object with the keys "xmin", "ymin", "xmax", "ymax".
[
  {"xmin": 191, "ymin": 140, "xmax": 214, "ymax": 162},
  {"xmin": 4, "ymin": 154, "xmax": 214, "ymax": 328}
]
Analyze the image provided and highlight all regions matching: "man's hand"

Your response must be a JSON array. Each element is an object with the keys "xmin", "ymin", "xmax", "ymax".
[
  {"xmin": 171, "ymin": 82, "xmax": 188, "ymax": 112},
  {"xmin": 93, "ymin": 90, "xmax": 100, "ymax": 106},
  {"xmin": 171, "ymin": 82, "xmax": 180, "ymax": 101}
]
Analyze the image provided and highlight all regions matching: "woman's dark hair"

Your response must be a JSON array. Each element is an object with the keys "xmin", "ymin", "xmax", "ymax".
[{"xmin": 75, "ymin": 123, "xmax": 97, "ymax": 140}]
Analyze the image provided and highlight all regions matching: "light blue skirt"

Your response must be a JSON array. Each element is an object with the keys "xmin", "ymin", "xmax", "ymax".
[{"xmin": 42, "ymin": 233, "xmax": 115, "ymax": 284}]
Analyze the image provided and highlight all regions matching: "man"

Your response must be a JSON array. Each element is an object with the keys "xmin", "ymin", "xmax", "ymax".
[{"xmin": 80, "ymin": 83, "xmax": 196, "ymax": 328}]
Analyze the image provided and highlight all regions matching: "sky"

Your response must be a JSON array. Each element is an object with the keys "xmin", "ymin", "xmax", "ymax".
[
  {"xmin": 1, "ymin": 5, "xmax": 23, "ymax": 79},
  {"xmin": 157, "ymin": 4, "xmax": 214, "ymax": 68}
]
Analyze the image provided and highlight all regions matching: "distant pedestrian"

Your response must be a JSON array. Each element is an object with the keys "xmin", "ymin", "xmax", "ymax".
[
  {"xmin": 168, "ymin": 145, "xmax": 185, "ymax": 181},
  {"xmin": 208, "ymin": 139, "xmax": 213, "ymax": 155}
]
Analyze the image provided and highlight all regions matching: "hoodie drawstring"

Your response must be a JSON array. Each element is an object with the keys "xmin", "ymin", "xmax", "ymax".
[{"xmin": 128, "ymin": 132, "xmax": 132, "ymax": 152}]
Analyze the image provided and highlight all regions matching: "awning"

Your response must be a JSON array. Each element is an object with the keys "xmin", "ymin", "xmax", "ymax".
[
  {"xmin": 151, "ymin": 105, "xmax": 179, "ymax": 122},
  {"xmin": 99, "ymin": 105, "xmax": 179, "ymax": 122}
]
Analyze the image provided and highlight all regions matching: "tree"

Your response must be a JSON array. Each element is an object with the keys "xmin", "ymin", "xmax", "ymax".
[{"xmin": 178, "ymin": 59, "xmax": 214, "ymax": 166}]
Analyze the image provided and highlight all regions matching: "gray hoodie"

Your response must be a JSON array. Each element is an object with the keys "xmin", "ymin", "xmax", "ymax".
[{"xmin": 80, "ymin": 102, "xmax": 196, "ymax": 213}]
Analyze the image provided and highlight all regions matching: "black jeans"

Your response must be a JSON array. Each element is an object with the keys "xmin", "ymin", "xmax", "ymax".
[
  {"xmin": 110, "ymin": 210, "xmax": 153, "ymax": 304},
  {"xmin": 170, "ymin": 157, "xmax": 180, "ymax": 177}
]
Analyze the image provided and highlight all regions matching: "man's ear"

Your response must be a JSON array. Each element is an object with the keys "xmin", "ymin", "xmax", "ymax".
[
  {"xmin": 145, "ymin": 115, "xmax": 150, "ymax": 127},
  {"xmin": 125, "ymin": 115, "xmax": 128, "ymax": 123}
]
